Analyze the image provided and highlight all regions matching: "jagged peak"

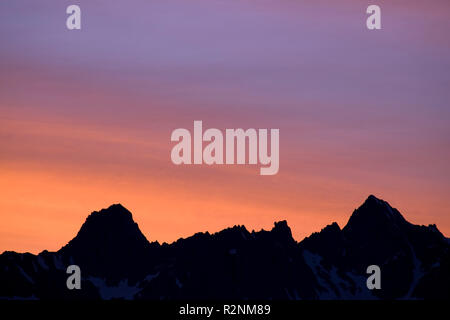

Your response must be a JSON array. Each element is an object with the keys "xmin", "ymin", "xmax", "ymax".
[
  {"xmin": 79, "ymin": 203, "xmax": 136, "ymax": 227},
  {"xmin": 364, "ymin": 194, "xmax": 390, "ymax": 208},
  {"xmin": 60, "ymin": 203, "xmax": 149, "ymax": 253},
  {"xmin": 273, "ymin": 220, "xmax": 289, "ymax": 228},
  {"xmin": 229, "ymin": 224, "xmax": 249, "ymax": 232},
  {"xmin": 214, "ymin": 225, "xmax": 251, "ymax": 242},
  {"xmin": 322, "ymin": 222, "xmax": 341, "ymax": 233},
  {"xmin": 93, "ymin": 203, "xmax": 131, "ymax": 216},
  {"xmin": 343, "ymin": 195, "xmax": 408, "ymax": 233},
  {"xmin": 271, "ymin": 220, "xmax": 293, "ymax": 239},
  {"xmin": 300, "ymin": 222, "xmax": 342, "ymax": 244}
]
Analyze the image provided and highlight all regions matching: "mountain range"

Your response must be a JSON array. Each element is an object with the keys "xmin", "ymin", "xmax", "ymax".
[{"xmin": 1, "ymin": 195, "xmax": 449, "ymax": 300}]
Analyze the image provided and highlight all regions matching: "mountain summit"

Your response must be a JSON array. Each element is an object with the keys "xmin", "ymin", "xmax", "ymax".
[
  {"xmin": 62, "ymin": 203, "xmax": 149, "ymax": 249},
  {"xmin": 1, "ymin": 195, "xmax": 449, "ymax": 300},
  {"xmin": 344, "ymin": 195, "xmax": 409, "ymax": 233},
  {"xmin": 59, "ymin": 203, "xmax": 151, "ymax": 280}
]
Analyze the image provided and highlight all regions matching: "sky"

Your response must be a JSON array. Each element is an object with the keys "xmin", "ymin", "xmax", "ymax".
[{"xmin": 1, "ymin": 0, "xmax": 450, "ymax": 253}]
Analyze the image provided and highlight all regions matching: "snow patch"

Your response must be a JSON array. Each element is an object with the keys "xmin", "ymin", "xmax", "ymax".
[
  {"xmin": 143, "ymin": 272, "xmax": 160, "ymax": 282},
  {"xmin": 32, "ymin": 261, "xmax": 38, "ymax": 273},
  {"xmin": 89, "ymin": 277, "xmax": 141, "ymax": 300},
  {"xmin": 402, "ymin": 244, "xmax": 424, "ymax": 299},
  {"xmin": 37, "ymin": 256, "xmax": 49, "ymax": 270},
  {"xmin": 17, "ymin": 266, "xmax": 34, "ymax": 284},
  {"xmin": 303, "ymin": 250, "xmax": 375, "ymax": 299},
  {"xmin": 303, "ymin": 250, "xmax": 336, "ymax": 299},
  {"xmin": 52, "ymin": 255, "xmax": 64, "ymax": 270}
]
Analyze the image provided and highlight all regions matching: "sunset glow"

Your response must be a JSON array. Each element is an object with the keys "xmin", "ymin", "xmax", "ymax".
[{"xmin": 1, "ymin": 0, "xmax": 449, "ymax": 254}]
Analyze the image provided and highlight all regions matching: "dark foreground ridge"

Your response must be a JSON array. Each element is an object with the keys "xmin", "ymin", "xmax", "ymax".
[{"xmin": 1, "ymin": 195, "xmax": 449, "ymax": 299}]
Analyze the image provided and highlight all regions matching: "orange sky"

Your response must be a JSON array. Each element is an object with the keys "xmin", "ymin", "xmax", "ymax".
[
  {"xmin": 1, "ymin": 0, "xmax": 450, "ymax": 253},
  {"xmin": 1, "ymin": 106, "xmax": 449, "ymax": 253}
]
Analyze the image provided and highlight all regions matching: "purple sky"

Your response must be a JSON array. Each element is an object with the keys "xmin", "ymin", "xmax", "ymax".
[{"xmin": 1, "ymin": 0, "xmax": 450, "ymax": 252}]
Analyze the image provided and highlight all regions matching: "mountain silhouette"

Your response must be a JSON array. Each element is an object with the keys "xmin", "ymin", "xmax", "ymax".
[
  {"xmin": 59, "ymin": 204, "xmax": 152, "ymax": 282},
  {"xmin": 1, "ymin": 195, "xmax": 449, "ymax": 300}
]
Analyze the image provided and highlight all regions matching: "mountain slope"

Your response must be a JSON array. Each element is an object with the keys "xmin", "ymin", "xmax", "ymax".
[
  {"xmin": 300, "ymin": 195, "xmax": 450, "ymax": 299},
  {"xmin": 1, "ymin": 196, "xmax": 449, "ymax": 300}
]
